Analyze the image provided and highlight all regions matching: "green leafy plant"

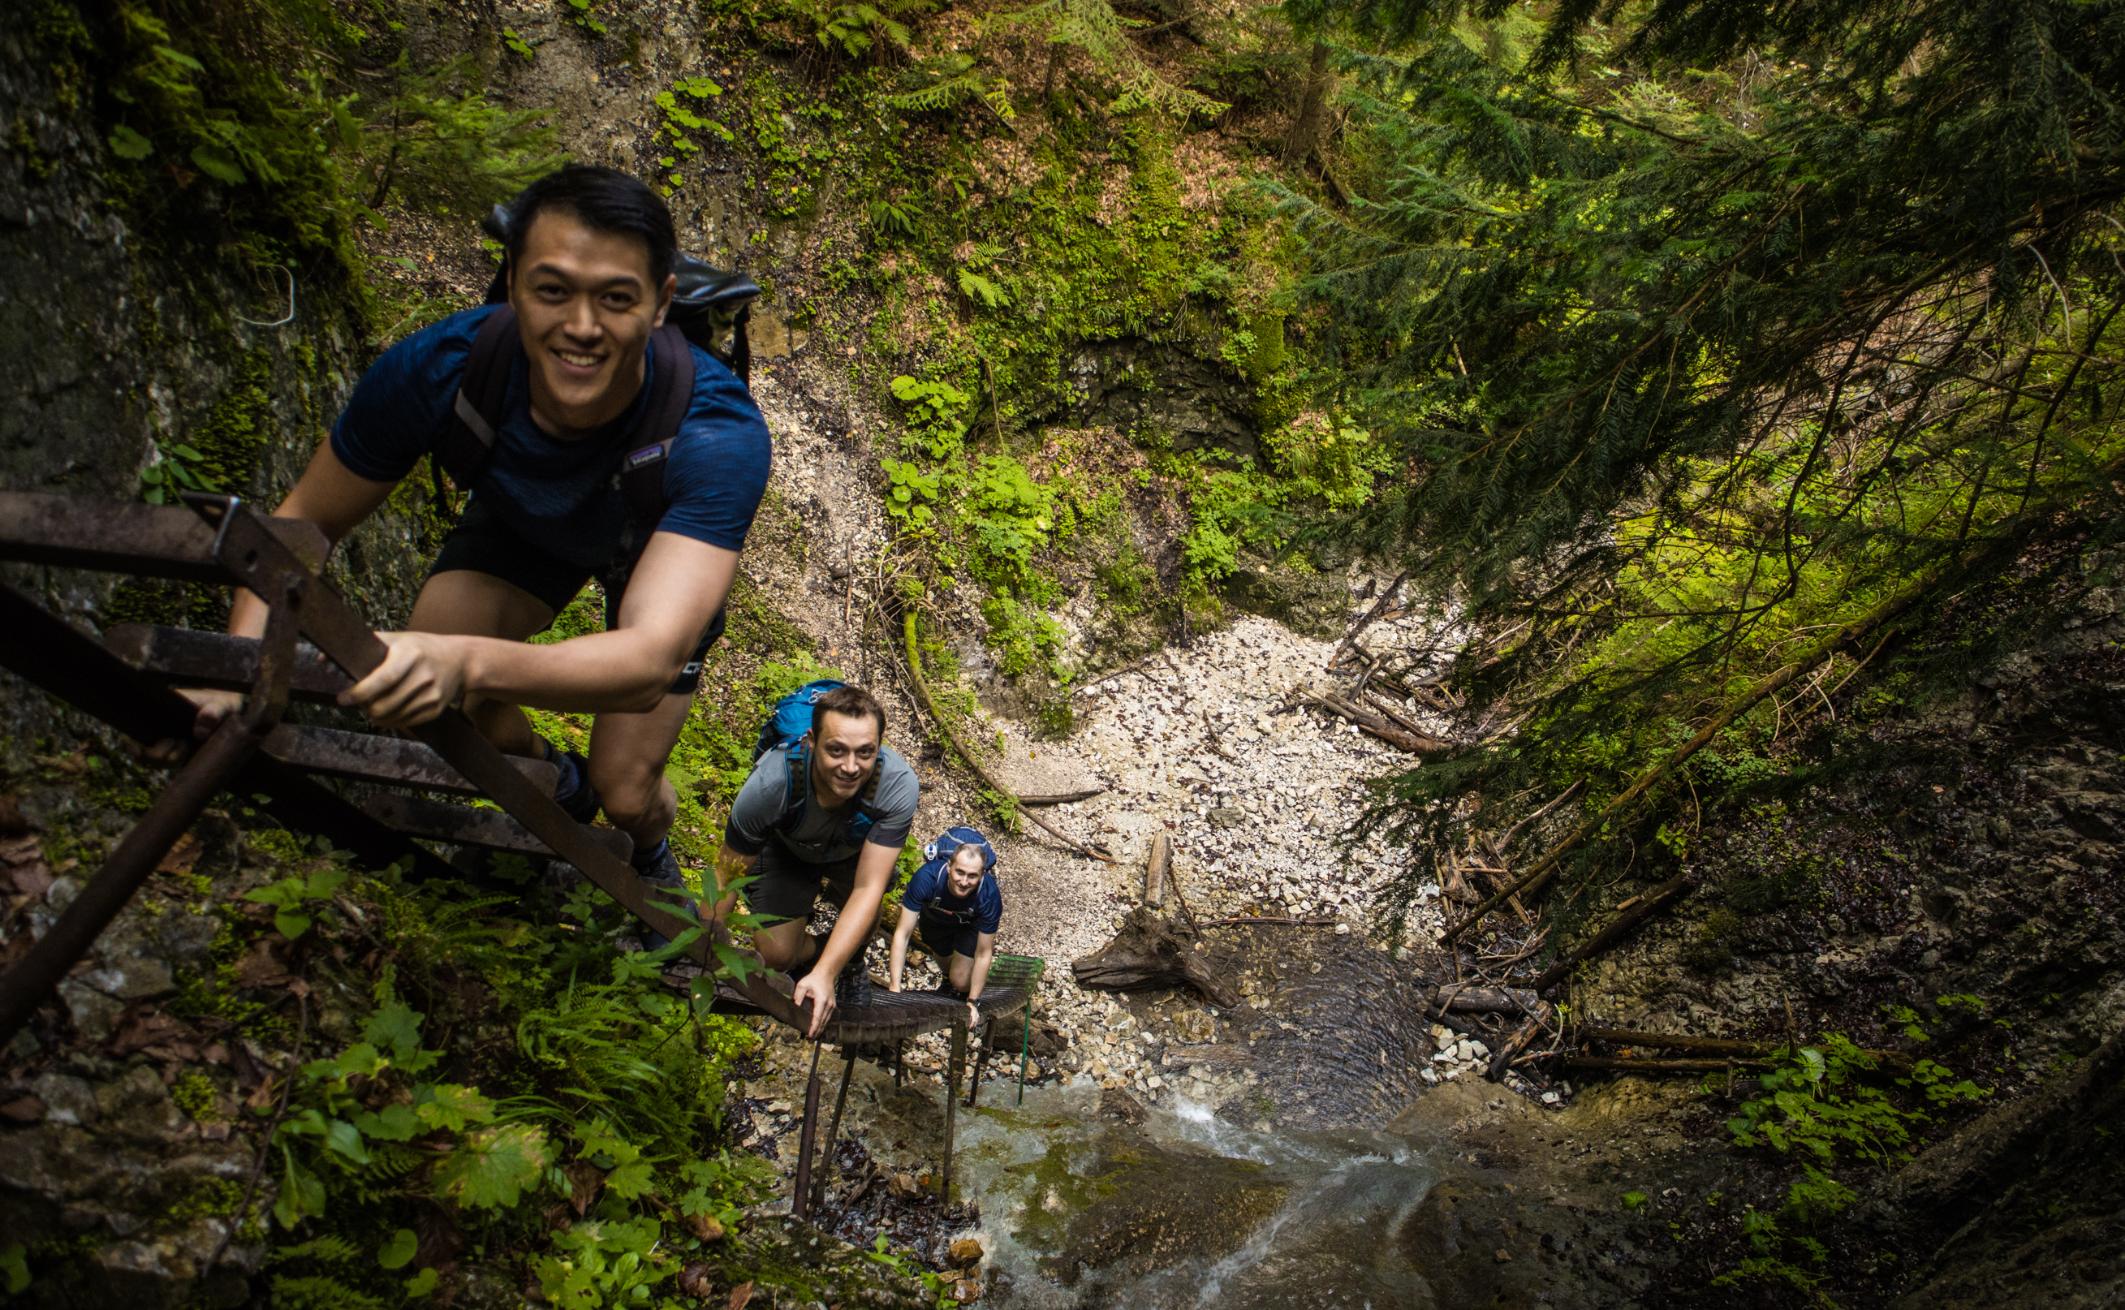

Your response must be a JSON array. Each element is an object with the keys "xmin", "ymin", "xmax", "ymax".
[
  {"xmin": 534, "ymin": 1217, "xmax": 673, "ymax": 1308},
  {"xmin": 243, "ymin": 867, "xmax": 348, "ymax": 939},
  {"xmin": 882, "ymin": 457, "xmax": 943, "ymax": 532},
  {"xmin": 139, "ymin": 440, "xmax": 218, "ymax": 504},
  {"xmin": 566, "ymin": 0, "xmax": 608, "ymax": 37},
  {"xmin": 653, "ymin": 76, "xmax": 734, "ymax": 193},
  {"xmin": 888, "ymin": 374, "xmax": 972, "ymax": 459},
  {"xmin": 777, "ymin": 0, "xmax": 927, "ymax": 61}
]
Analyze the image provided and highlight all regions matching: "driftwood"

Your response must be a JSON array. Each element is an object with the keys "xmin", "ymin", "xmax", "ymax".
[
  {"xmin": 1072, "ymin": 907, "xmax": 1238, "ymax": 1008},
  {"xmin": 901, "ymin": 612, "xmax": 1113, "ymax": 864},
  {"xmin": 1202, "ymin": 709, "xmax": 1240, "ymax": 763},
  {"xmin": 1486, "ymin": 1015, "xmax": 1548, "ymax": 1080},
  {"xmin": 1560, "ymin": 1056, "xmax": 1769, "ymax": 1074},
  {"xmin": 1530, "ymin": 872, "xmax": 1696, "ymax": 994},
  {"xmin": 1330, "ymin": 568, "xmax": 1411, "ymax": 668},
  {"xmin": 1301, "ymin": 692, "xmax": 1454, "ymax": 755},
  {"xmin": 1162, "ymin": 849, "xmax": 1201, "ymax": 935},
  {"xmin": 1441, "ymin": 560, "xmax": 1972, "ymax": 944},
  {"xmin": 1205, "ymin": 915, "xmax": 1336, "ymax": 928},
  {"xmin": 1572, "ymin": 1025, "xmax": 1910, "ymax": 1068},
  {"xmin": 1142, "ymin": 834, "xmax": 1171, "ymax": 909},
  {"xmin": 1018, "ymin": 787, "xmax": 1106, "ymax": 807},
  {"xmin": 1429, "ymin": 985, "xmax": 1543, "ymax": 1017},
  {"xmin": 1490, "ymin": 779, "xmax": 1585, "ymax": 855}
]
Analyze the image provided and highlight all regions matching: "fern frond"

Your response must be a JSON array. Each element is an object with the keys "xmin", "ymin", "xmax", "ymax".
[{"xmin": 272, "ymin": 1235, "xmax": 361, "ymax": 1265}]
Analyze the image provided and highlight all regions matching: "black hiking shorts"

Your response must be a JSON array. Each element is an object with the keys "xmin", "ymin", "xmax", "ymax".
[
  {"xmin": 429, "ymin": 496, "xmax": 724, "ymax": 694},
  {"xmin": 916, "ymin": 916, "xmax": 979, "ymax": 962},
  {"xmin": 745, "ymin": 844, "xmax": 861, "ymax": 927}
]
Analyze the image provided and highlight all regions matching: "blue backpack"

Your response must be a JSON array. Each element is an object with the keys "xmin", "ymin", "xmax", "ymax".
[
  {"xmin": 920, "ymin": 826, "xmax": 996, "ymax": 872},
  {"xmin": 754, "ymin": 680, "xmax": 886, "ymax": 845}
]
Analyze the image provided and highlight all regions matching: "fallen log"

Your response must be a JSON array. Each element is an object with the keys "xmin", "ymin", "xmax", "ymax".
[
  {"xmin": 1205, "ymin": 915, "xmax": 1336, "ymax": 928},
  {"xmin": 1428, "ymin": 985, "xmax": 1542, "ymax": 1017},
  {"xmin": 1142, "ymin": 833, "xmax": 1171, "ymax": 909},
  {"xmin": 1573, "ymin": 1026, "xmax": 1910, "ymax": 1067},
  {"xmin": 1072, "ymin": 907, "xmax": 1238, "ymax": 1008},
  {"xmin": 1018, "ymin": 787, "xmax": 1106, "ymax": 807},
  {"xmin": 1558, "ymin": 1056, "xmax": 1772, "ymax": 1074},
  {"xmin": 1530, "ymin": 873, "xmax": 1694, "ymax": 994},
  {"xmin": 1300, "ymin": 693, "xmax": 1454, "ymax": 755},
  {"xmin": 1486, "ymin": 1015, "xmax": 1547, "ymax": 1080}
]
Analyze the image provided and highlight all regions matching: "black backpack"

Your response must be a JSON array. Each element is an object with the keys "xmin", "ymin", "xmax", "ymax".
[{"xmin": 429, "ymin": 206, "xmax": 763, "ymax": 527}]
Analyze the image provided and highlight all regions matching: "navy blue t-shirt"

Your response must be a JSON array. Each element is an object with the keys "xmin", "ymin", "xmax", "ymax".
[
  {"xmin": 901, "ymin": 858, "xmax": 1003, "ymax": 934},
  {"xmin": 331, "ymin": 305, "xmax": 771, "ymax": 571}
]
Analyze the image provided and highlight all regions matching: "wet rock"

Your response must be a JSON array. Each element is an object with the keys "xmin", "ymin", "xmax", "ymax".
[
  {"xmin": 947, "ymin": 1237, "xmax": 985, "ymax": 1267},
  {"xmin": 1096, "ymin": 1084, "xmax": 1147, "ymax": 1122}
]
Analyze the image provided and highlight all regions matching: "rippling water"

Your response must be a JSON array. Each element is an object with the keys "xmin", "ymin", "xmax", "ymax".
[{"xmin": 951, "ymin": 1084, "xmax": 1444, "ymax": 1308}]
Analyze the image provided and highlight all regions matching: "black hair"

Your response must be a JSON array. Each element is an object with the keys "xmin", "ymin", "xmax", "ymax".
[
  {"xmin": 812, "ymin": 684, "xmax": 887, "ymax": 741},
  {"xmin": 503, "ymin": 165, "xmax": 676, "ymax": 289}
]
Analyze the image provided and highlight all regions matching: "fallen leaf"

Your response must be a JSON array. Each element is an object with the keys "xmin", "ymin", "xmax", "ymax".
[
  {"xmin": 727, "ymin": 1280, "xmax": 755, "ymax": 1309},
  {"xmin": 565, "ymin": 1159, "xmax": 604, "ymax": 1216},
  {"xmin": 244, "ymin": 1073, "xmax": 282, "ymax": 1112},
  {"xmin": 156, "ymin": 832, "xmax": 202, "ymax": 876},
  {"xmin": 0, "ymin": 836, "xmax": 51, "ymax": 898},
  {"xmin": 675, "ymin": 1263, "xmax": 714, "ymax": 1299},
  {"xmin": 234, "ymin": 937, "xmax": 292, "ymax": 989},
  {"xmin": 0, "ymin": 1094, "xmax": 47, "ymax": 1123},
  {"xmin": 683, "ymin": 1211, "xmax": 725, "ymax": 1242},
  {"xmin": 109, "ymin": 1008, "xmax": 197, "ymax": 1057}
]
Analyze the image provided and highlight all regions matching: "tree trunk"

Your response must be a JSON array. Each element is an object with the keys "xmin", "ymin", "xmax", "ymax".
[
  {"xmin": 1073, "ymin": 907, "xmax": 1238, "ymax": 1008},
  {"xmin": 1281, "ymin": 39, "xmax": 1331, "ymax": 169}
]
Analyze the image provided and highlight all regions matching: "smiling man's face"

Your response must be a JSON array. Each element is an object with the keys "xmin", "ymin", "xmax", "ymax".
[{"xmin": 508, "ymin": 208, "xmax": 673, "ymax": 434}]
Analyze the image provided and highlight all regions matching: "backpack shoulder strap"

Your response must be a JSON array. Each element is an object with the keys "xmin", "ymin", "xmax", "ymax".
[
  {"xmin": 439, "ymin": 306, "xmax": 519, "ymax": 488},
  {"xmin": 772, "ymin": 744, "xmax": 810, "ymax": 835},
  {"xmin": 617, "ymin": 325, "xmax": 696, "ymax": 530}
]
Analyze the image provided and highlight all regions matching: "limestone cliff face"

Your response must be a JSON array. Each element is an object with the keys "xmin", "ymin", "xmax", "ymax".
[{"xmin": 0, "ymin": 22, "xmax": 435, "ymax": 736}]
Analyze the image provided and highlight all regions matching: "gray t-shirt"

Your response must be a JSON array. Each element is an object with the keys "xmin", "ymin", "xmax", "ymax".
[{"xmin": 723, "ymin": 745, "xmax": 919, "ymax": 866}]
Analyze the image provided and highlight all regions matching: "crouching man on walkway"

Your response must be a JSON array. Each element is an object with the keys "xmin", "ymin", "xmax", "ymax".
[
  {"xmin": 887, "ymin": 826, "xmax": 1003, "ymax": 1030},
  {"xmin": 711, "ymin": 684, "xmax": 919, "ymax": 1036}
]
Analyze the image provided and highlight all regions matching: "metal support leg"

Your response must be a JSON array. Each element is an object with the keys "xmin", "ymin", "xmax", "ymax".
[
  {"xmin": 967, "ymin": 1019, "xmax": 996, "ymax": 1108},
  {"xmin": 809, "ymin": 1052, "xmax": 858, "ymax": 1215},
  {"xmin": 0, "ymin": 716, "xmax": 261, "ymax": 1044},
  {"xmin": 941, "ymin": 1019, "xmax": 968, "ymax": 1204},
  {"xmin": 792, "ymin": 1041, "xmax": 826, "ymax": 1221},
  {"xmin": 0, "ymin": 577, "xmax": 298, "ymax": 1048},
  {"xmin": 1018, "ymin": 1005, "xmax": 1033, "ymax": 1106},
  {"xmin": 893, "ymin": 1037, "xmax": 905, "ymax": 1088}
]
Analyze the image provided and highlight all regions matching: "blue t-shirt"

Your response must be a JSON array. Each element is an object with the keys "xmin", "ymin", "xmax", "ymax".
[
  {"xmin": 330, "ymin": 305, "xmax": 771, "ymax": 570},
  {"xmin": 902, "ymin": 858, "xmax": 1003, "ymax": 934}
]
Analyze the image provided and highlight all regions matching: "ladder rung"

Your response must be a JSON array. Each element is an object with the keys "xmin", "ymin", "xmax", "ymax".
[
  {"xmin": 105, "ymin": 624, "xmax": 349, "ymax": 700},
  {"xmin": 354, "ymin": 790, "xmax": 632, "ymax": 864},
  {"xmin": 264, "ymin": 724, "xmax": 556, "ymax": 796}
]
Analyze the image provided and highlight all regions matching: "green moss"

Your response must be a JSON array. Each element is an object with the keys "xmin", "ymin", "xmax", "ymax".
[{"xmin": 168, "ymin": 1068, "xmax": 224, "ymax": 1122}]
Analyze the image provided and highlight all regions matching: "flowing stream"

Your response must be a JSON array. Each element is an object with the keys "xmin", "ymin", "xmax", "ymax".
[{"xmin": 951, "ymin": 1084, "xmax": 1445, "ymax": 1308}]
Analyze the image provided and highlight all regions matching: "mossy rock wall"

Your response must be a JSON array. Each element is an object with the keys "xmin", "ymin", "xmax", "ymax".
[{"xmin": 0, "ymin": 22, "xmax": 435, "ymax": 742}]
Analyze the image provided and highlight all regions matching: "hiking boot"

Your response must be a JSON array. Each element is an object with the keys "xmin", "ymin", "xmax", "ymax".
[
  {"xmin": 552, "ymin": 747, "xmax": 601, "ymax": 824},
  {"xmin": 631, "ymin": 840, "xmax": 698, "ymax": 952}
]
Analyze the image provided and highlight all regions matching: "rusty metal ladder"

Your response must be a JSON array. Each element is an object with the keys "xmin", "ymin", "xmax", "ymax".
[
  {"xmin": 0, "ymin": 491, "xmax": 812, "ymax": 1046},
  {"xmin": 0, "ymin": 490, "xmax": 1044, "ymax": 1223}
]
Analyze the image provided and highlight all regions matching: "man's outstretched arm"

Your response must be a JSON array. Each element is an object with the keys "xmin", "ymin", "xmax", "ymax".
[
  {"xmin": 343, "ymin": 529, "xmax": 737, "ymax": 729},
  {"xmin": 790, "ymin": 839, "xmax": 898, "ymax": 1038}
]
